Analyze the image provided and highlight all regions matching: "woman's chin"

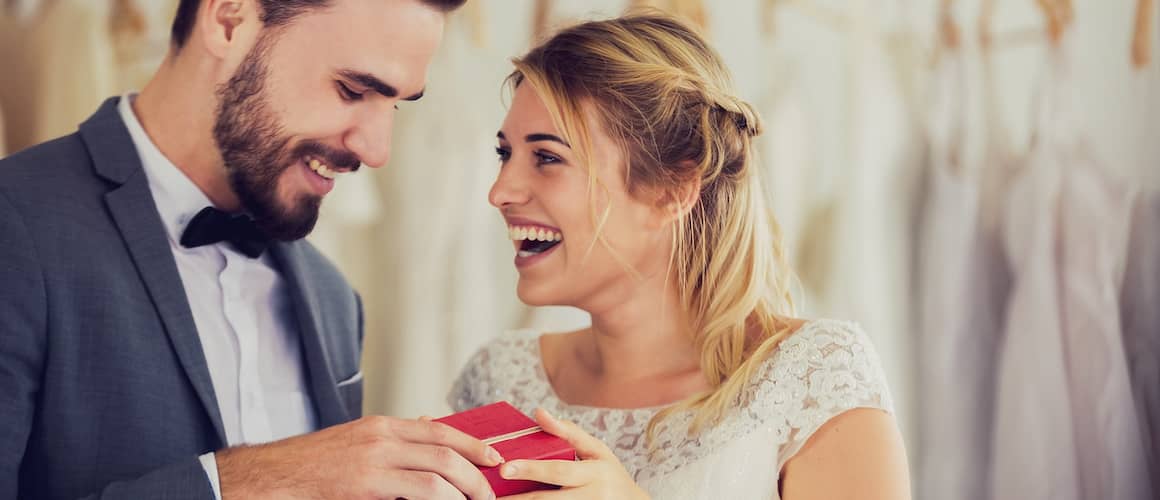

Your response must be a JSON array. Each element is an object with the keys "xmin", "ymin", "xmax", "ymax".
[{"xmin": 516, "ymin": 281, "xmax": 563, "ymax": 308}]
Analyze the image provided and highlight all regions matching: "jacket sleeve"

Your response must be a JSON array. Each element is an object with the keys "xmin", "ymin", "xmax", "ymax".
[
  {"xmin": 81, "ymin": 459, "xmax": 216, "ymax": 500},
  {"xmin": 0, "ymin": 190, "xmax": 215, "ymax": 500},
  {"xmin": 0, "ymin": 188, "xmax": 49, "ymax": 499}
]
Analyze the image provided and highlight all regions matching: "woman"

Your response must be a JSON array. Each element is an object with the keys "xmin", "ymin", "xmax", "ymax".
[{"xmin": 450, "ymin": 13, "xmax": 910, "ymax": 499}]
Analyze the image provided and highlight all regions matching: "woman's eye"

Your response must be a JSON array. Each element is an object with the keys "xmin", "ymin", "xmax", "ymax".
[
  {"xmin": 534, "ymin": 151, "xmax": 561, "ymax": 166},
  {"xmin": 337, "ymin": 82, "xmax": 364, "ymax": 101},
  {"xmin": 495, "ymin": 146, "xmax": 511, "ymax": 162}
]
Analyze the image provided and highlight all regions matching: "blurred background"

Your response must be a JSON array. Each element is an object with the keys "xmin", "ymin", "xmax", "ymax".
[{"xmin": 1, "ymin": 0, "xmax": 1157, "ymax": 498}]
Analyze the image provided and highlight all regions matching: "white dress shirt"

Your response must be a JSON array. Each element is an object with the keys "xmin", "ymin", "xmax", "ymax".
[{"xmin": 118, "ymin": 94, "xmax": 317, "ymax": 499}]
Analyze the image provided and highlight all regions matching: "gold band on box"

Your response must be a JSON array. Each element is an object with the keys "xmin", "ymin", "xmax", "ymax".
[{"xmin": 483, "ymin": 426, "xmax": 543, "ymax": 446}]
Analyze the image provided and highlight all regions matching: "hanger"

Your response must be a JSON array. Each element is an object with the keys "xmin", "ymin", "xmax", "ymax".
[
  {"xmin": 459, "ymin": 0, "xmax": 488, "ymax": 49},
  {"xmin": 629, "ymin": 0, "xmax": 709, "ymax": 32},
  {"xmin": 932, "ymin": 0, "xmax": 960, "ymax": 63},
  {"xmin": 1035, "ymin": 0, "xmax": 1073, "ymax": 46},
  {"xmin": 1132, "ymin": 0, "xmax": 1154, "ymax": 68},
  {"xmin": 531, "ymin": 0, "xmax": 550, "ymax": 44},
  {"xmin": 110, "ymin": 0, "xmax": 146, "ymax": 39}
]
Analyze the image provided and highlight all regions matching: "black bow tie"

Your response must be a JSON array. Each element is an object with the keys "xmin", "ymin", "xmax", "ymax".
[{"xmin": 180, "ymin": 207, "xmax": 270, "ymax": 258}]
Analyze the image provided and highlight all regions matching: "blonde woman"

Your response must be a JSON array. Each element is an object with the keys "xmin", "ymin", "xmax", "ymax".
[{"xmin": 450, "ymin": 13, "xmax": 910, "ymax": 499}]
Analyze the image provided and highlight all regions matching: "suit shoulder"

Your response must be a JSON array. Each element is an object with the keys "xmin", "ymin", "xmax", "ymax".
[
  {"xmin": 1, "ymin": 133, "xmax": 91, "ymax": 173},
  {"xmin": 0, "ymin": 134, "xmax": 97, "ymax": 197}
]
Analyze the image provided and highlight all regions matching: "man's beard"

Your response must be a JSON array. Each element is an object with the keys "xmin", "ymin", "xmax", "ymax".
[{"xmin": 212, "ymin": 33, "xmax": 360, "ymax": 241}]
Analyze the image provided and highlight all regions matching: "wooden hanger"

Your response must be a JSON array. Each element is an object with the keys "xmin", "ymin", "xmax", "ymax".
[
  {"xmin": 462, "ymin": 0, "xmax": 488, "ymax": 48},
  {"xmin": 531, "ymin": 0, "xmax": 551, "ymax": 44},
  {"xmin": 1035, "ymin": 0, "xmax": 1073, "ymax": 46},
  {"xmin": 629, "ymin": 0, "xmax": 709, "ymax": 32},
  {"xmin": 933, "ymin": 0, "xmax": 960, "ymax": 64},
  {"xmin": 1132, "ymin": 0, "xmax": 1154, "ymax": 68},
  {"xmin": 110, "ymin": 0, "xmax": 146, "ymax": 39}
]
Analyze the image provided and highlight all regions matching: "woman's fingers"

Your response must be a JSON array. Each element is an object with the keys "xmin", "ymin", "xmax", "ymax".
[
  {"xmin": 533, "ymin": 408, "xmax": 615, "ymax": 461},
  {"xmin": 500, "ymin": 459, "xmax": 605, "ymax": 488}
]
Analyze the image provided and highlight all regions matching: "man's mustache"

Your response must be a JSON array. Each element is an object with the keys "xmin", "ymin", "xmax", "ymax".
[{"xmin": 295, "ymin": 141, "xmax": 361, "ymax": 172}]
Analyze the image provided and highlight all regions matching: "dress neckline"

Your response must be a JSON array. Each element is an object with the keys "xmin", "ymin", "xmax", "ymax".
[{"xmin": 524, "ymin": 319, "xmax": 823, "ymax": 414}]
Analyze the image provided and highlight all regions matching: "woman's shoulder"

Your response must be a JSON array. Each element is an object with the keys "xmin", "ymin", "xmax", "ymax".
[
  {"xmin": 753, "ymin": 318, "xmax": 891, "ymax": 403},
  {"xmin": 633, "ymin": 319, "xmax": 896, "ymax": 479},
  {"xmin": 768, "ymin": 318, "xmax": 880, "ymax": 366},
  {"xmin": 742, "ymin": 318, "xmax": 895, "ymax": 463},
  {"xmin": 639, "ymin": 319, "xmax": 894, "ymax": 483},
  {"xmin": 733, "ymin": 319, "xmax": 894, "ymax": 423}
]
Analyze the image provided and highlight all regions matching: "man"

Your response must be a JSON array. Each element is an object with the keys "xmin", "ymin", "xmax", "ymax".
[{"xmin": 0, "ymin": 1, "xmax": 502, "ymax": 498}]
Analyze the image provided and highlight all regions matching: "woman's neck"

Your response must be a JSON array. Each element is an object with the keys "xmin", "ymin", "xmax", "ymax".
[
  {"xmin": 545, "ymin": 274, "xmax": 709, "ymax": 408},
  {"xmin": 582, "ymin": 292, "xmax": 700, "ymax": 382}
]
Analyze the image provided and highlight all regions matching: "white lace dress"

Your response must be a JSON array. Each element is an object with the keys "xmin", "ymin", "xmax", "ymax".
[{"xmin": 449, "ymin": 319, "xmax": 894, "ymax": 499}]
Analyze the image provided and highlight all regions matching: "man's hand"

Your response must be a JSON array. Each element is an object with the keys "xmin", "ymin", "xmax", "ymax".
[{"xmin": 216, "ymin": 415, "xmax": 502, "ymax": 500}]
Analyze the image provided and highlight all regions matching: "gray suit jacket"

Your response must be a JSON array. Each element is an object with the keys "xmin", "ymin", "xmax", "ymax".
[{"xmin": 0, "ymin": 98, "xmax": 365, "ymax": 499}]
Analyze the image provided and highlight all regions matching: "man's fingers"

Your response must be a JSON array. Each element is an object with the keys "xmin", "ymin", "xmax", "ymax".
[
  {"xmin": 390, "ymin": 419, "xmax": 503, "ymax": 467},
  {"xmin": 533, "ymin": 408, "xmax": 614, "ymax": 460},
  {"xmin": 374, "ymin": 469, "xmax": 470, "ymax": 500},
  {"xmin": 382, "ymin": 443, "xmax": 494, "ymax": 500},
  {"xmin": 499, "ymin": 459, "xmax": 604, "ymax": 488}
]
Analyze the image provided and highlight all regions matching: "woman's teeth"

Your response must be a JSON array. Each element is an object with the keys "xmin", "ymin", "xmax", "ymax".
[
  {"xmin": 307, "ymin": 158, "xmax": 338, "ymax": 180},
  {"xmin": 507, "ymin": 225, "xmax": 563, "ymax": 242},
  {"xmin": 509, "ymin": 225, "xmax": 563, "ymax": 258}
]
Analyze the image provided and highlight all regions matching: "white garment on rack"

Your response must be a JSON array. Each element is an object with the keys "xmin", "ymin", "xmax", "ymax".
[
  {"xmin": 800, "ymin": 0, "xmax": 921, "ymax": 459},
  {"xmin": 1118, "ymin": 191, "xmax": 1160, "ymax": 498},
  {"xmin": 915, "ymin": 42, "xmax": 1018, "ymax": 500},
  {"xmin": 31, "ymin": 0, "xmax": 115, "ymax": 144},
  {"xmin": 915, "ymin": 47, "xmax": 1010, "ymax": 500},
  {"xmin": 309, "ymin": 165, "xmax": 385, "ymax": 263},
  {"xmin": 756, "ymin": 58, "xmax": 815, "ymax": 271},
  {"xmin": 990, "ymin": 33, "xmax": 1152, "ymax": 500},
  {"xmin": 2, "ymin": 0, "xmax": 175, "ymax": 149}
]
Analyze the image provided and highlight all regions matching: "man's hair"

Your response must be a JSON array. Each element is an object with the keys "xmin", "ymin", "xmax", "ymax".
[{"xmin": 170, "ymin": 0, "xmax": 467, "ymax": 49}]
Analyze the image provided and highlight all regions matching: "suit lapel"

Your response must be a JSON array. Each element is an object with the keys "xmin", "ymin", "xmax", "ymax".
[
  {"xmin": 81, "ymin": 98, "xmax": 228, "ymax": 446},
  {"xmin": 269, "ymin": 242, "xmax": 349, "ymax": 427}
]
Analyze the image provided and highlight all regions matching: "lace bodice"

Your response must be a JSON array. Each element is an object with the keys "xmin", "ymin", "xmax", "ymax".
[{"xmin": 449, "ymin": 319, "xmax": 894, "ymax": 499}]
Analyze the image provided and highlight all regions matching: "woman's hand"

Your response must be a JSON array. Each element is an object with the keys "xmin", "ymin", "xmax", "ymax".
[{"xmin": 499, "ymin": 408, "xmax": 649, "ymax": 500}]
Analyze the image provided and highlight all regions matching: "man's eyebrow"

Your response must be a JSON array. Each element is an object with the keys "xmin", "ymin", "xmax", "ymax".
[{"xmin": 338, "ymin": 70, "xmax": 424, "ymax": 101}]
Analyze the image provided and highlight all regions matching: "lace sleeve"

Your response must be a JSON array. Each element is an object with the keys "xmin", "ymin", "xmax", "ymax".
[
  {"xmin": 750, "ymin": 320, "xmax": 895, "ymax": 470},
  {"xmin": 447, "ymin": 344, "xmax": 494, "ymax": 412}
]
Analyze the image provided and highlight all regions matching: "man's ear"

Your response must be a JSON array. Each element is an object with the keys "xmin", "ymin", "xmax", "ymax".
[{"xmin": 197, "ymin": 0, "xmax": 260, "ymax": 59}]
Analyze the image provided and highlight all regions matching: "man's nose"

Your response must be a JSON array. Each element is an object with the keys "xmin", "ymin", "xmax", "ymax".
[{"xmin": 343, "ymin": 108, "xmax": 394, "ymax": 169}]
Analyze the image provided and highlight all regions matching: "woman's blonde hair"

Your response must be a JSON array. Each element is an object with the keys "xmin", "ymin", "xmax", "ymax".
[{"xmin": 509, "ymin": 12, "xmax": 797, "ymax": 438}]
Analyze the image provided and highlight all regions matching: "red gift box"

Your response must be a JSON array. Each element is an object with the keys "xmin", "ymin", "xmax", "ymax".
[{"xmin": 436, "ymin": 402, "xmax": 576, "ymax": 497}]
